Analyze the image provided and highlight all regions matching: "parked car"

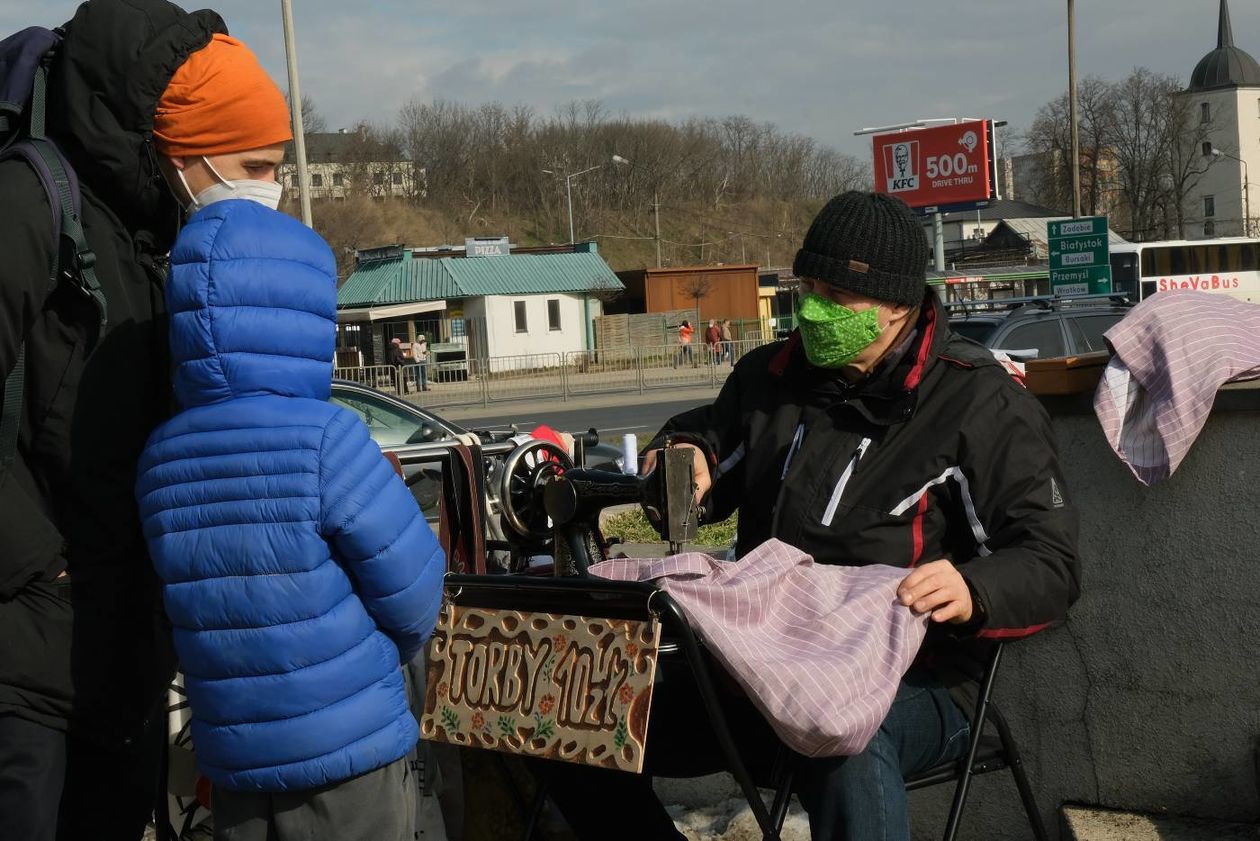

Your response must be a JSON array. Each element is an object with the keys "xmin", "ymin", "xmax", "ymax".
[
  {"xmin": 946, "ymin": 295, "xmax": 1133, "ymax": 360},
  {"xmin": 329, "ymin": 380, "xmax": 625, "ymax": 517}
]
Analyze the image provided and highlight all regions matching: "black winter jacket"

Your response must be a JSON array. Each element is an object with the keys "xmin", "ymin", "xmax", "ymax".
[
  {"xmin": 653, "ymin": 291, "xmax": 1081, "ymax": 708},
  {"xmin": 0, "ymin": 0, "xmax": 222, "ymax": 742}
]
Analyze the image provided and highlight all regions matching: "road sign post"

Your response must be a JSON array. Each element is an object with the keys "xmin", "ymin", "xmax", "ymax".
[{"xmin": 1048, "ymin": 216, "xmax": 1112, "ymax": 296}]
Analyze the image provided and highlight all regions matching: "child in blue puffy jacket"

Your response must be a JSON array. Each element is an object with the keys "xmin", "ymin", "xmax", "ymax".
[{"xmin": 136, "ymin": 199, "xmax": 445, "ymax": 841}]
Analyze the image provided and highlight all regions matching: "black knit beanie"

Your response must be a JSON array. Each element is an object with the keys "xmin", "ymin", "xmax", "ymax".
[{"xmin": 793, "ymin": 191, "xmax": 929, "ymax": 307}]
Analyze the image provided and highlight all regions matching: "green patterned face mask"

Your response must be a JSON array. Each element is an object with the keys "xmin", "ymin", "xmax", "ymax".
[{"xmin": 796, "ymin": 293, "xmax": 883, "ymax": 368}]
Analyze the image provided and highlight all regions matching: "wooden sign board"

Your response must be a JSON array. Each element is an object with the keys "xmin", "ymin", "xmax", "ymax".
[{"xmin": 420, "ymin": 604, "xmax": 660, "ymax": 773}]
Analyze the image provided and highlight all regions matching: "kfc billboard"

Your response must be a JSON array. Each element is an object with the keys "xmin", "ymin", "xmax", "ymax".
[{"xmin": 871, "ymin": 120, "xmax": 994, "ymax": 210}]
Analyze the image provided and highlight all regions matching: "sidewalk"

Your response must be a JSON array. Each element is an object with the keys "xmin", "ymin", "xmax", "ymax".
[{"xmin": 438, "ymin": 385, "xmax": 724, "ymax": 424}]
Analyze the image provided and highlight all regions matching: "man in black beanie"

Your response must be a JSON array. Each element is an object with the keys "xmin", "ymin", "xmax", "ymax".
[{"xmin": 539, "ymin": 191, "xmax": 1080, "ymax": 841}]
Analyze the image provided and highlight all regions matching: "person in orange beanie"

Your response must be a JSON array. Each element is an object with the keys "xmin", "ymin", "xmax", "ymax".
[
  {"xmin": 0, "ymin": 2, "xmax": 295, "ymax": 840},
  {"xmin": 154, "ymin": 32, "xmax": 293, "ymax": 212}
]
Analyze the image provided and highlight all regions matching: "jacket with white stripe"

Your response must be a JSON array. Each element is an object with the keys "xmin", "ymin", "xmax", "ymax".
[{"xmin": 651, "ymin": 290, "xmax": 1080, "ymax": 704}]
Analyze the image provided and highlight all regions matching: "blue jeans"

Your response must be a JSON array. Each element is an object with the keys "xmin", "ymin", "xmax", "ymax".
[{"xmin": 800, "ymin": 674, "xmax": 971, "ymax": 841}]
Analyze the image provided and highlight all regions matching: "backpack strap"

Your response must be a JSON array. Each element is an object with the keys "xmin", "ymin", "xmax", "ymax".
[{"xmin": 0, "ymin": 59, "xmax": 104, "ymax": 468}]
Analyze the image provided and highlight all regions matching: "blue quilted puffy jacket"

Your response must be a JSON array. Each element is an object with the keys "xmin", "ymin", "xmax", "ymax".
[{"xmin": 135, "ymin": 200, "xmax": 444, "ymax": 792}]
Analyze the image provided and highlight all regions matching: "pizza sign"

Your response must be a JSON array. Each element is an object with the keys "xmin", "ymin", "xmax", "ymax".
[{"xmin": 872, "ymin": 120, "xmax": 994, "ymax": 209}]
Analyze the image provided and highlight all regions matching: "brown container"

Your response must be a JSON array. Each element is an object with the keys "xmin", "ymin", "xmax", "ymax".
[
  {"xmin": 643, "ymin": 265, "xmax": 760, "ymax": 321},
  {"xmin": 1024, "ymin": 351, "xmax": 1111, "ymax": 396}
]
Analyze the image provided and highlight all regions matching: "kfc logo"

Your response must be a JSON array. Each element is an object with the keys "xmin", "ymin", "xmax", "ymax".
[{"xmin": 884, "ymin": 141, "xmax": 920, "ymax": 193}]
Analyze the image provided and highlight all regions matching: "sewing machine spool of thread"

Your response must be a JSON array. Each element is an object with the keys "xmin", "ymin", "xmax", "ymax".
[{"xmin": 622, "ymin": 434, "xmax": 638, "ymax": 475}]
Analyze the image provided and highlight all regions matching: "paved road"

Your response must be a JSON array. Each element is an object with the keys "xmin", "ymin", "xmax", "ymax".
[{"xmin": 451, "ymin": 394, "xmax": 712, "ymax": 445}]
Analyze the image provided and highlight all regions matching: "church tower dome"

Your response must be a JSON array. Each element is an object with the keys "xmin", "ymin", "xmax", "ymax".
[{"xmin": 1189, "ymin": 0, "xmax": 1260, "ymax": 91}]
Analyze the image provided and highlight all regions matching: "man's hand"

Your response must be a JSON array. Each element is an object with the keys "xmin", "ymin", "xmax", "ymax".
[
  {"xmin": 896, "ymin": 560, "xmax": 975, "ymax": 624},
  {"xmin": 640, "ymin": 444, "xmax": 712, "ymax": 505}
]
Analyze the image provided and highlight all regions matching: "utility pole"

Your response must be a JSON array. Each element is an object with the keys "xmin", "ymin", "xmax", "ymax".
[
  {"xmin": 653, "ymin": 191, "xmax": 662, "ymax": 267},
  {"xmin": 564, "ymin": 175, "xmax": 576, "ymax": 244},
  {"xmin": 1068, "ymin": 0, "xmax": 1082, "ymax": 218},
  {"xmin": 280, "ymin": 0, "xmax": 312, "ymax": 227}
]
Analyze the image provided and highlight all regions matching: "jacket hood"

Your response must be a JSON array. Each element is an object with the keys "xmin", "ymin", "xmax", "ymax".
[
  {"xmin": 49, "ymin": 0, "xmax": 226, "ymax": 250},
  {"xmin": 168, "ymin": 200, "xmax": 337, "ymax": 407}
]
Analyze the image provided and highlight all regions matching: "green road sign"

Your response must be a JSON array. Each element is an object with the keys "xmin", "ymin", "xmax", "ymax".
[
  {"xmin": 1049, "ymin": 265, "xmax": 1113, "ymax": 296},
  {"xmin": 1047, "ymin": 216, "xmax": 1108, "ymax": 239},
  {"xmin": 1049, "ymin": 216, "xmax": 1111, "ymax": 295}
]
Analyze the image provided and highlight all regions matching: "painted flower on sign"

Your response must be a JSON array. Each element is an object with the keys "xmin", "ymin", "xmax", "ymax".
[
  {"xmin": 538, "ymin": 694, "xmax": 556, "ymax": 715},
  {"xmin": 552, "ymin": 634, "xmax": 568, "ymax": 653},
  {"xmin": 619, "ymin": 684, "xmax": 635, "ymax": 705},
  {"xmin": 625, "ymin": 643, "xmax": 638, "ymax": 658},
  {"xmin": 471, "ymin": 711, "xmax": 485, "ymax": 730},
  {"xmin": 437, "ymin": 682, "xmax": 448, "ymax": 698}
]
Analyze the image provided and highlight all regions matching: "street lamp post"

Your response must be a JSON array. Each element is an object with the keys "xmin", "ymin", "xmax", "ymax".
[
  {"xmin": 543, "ymin": 155, "xmax": 630, "ymax": 244},
  {"xmin": 1212, "ymin": 148, "xmax": 1251, "ymax": 237},
  {"xmin": 1067, "ymin": 0, "xmax": 1081, "ymax": 218}
]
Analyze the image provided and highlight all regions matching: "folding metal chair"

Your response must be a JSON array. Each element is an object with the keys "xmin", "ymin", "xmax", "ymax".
[{"xmin": 767, "ymin": 640, "xmax": 1050, "ymax": 841}]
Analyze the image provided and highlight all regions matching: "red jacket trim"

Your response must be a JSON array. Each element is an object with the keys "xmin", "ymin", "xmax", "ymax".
[
  {"xmin": 769, "ymin": 332, "xmax": 800, "ymax": 377},
  {"xmin": 978, "ymin": 621, "xmax": 1053, "ymax": 640},
  {"xmin": 903, "ymin": 303, "xmax": 937, "ymax": 390}
]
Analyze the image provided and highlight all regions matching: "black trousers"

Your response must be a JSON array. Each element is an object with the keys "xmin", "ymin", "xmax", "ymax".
[{"xmin": 0, "ymin": 713, "xmax": 163, "ymax": 841}]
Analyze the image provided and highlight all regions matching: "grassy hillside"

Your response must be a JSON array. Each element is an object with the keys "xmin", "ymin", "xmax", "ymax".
[{"xmin": 293, "ymin": 195, "xmax": 826, "ymax": 280}]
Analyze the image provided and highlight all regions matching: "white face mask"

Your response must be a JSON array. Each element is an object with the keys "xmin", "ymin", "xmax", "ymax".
[{"xmin": 176, "ymin": 156, "xmax": 283, "ymax": 213}]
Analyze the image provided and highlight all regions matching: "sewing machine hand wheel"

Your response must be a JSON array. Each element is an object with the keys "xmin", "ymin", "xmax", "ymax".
[{"xmin": 499, "ymin": 439, "xmax": 573, "ymax": 539}]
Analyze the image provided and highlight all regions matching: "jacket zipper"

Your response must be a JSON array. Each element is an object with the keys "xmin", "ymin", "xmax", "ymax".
[
  {"xmin": 769, "ymin": 422, "xmax": 806, "ymax": 537},
  {"xmin": 821, "ymin": 437, "xmax": 872, "ymax": 527},
  {"xmin": 780, "ymin": 423, "xmax": 805, "ymax": 479}
]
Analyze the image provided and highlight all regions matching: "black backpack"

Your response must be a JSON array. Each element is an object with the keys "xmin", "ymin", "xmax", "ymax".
[{"xmin": 0, "ymin": 27, "xmax": 108, "ymax": 467}]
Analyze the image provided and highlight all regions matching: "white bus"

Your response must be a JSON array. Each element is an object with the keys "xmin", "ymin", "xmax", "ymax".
[{"xmin": 1109, "ymin": 238, "xmax": 1260, "ymax": 304}]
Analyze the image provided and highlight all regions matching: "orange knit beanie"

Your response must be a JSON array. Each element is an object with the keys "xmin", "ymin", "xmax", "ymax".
[{"xmin": 154, "ymin": 34, "xmax": 293, "ymax": 157}]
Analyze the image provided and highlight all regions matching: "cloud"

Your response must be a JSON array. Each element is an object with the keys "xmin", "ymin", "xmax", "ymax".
[{"xmin": 2, "ymin": 0, "xmax": 1254, "ymax": 158}]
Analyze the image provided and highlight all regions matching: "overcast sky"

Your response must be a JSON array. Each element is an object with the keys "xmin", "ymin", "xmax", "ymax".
[{"xmin": 7, "ymin": 1, "xmax": 1257, "ymax": 158}]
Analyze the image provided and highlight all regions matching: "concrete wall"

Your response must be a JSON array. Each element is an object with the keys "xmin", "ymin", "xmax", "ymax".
[{"xmin": 908, "ymin": 387, "xmax": 1260, "ymax": 839}]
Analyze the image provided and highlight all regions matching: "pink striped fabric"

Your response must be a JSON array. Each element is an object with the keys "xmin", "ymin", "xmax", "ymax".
[
  {"xmin": 1093, "ymin": 291, "xmax": 1260, "ymax": 485},
  {"xmin": 589, "ymin": 540, "xmax": 927, "ymax": 758}
]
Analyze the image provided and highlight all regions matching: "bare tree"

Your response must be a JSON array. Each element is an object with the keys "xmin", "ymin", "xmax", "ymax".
[
  {"xmin": 1109, "ymin": 69, "xmax": 1172, "ymax": 240},
  {"xmin": 1023, "ymin": 76, "xmax": 1116, "ymax": 215},
  {"xmin": 285, "ymin": 92, "xmax": 326, "ymax": 134},
  {"xmin": 1162, "ymin": 89, "xmax": 1215, "ymax": 239},
  {"xmin": 681, "ymin": 276, "xmax": 712, "ymax": 316}
]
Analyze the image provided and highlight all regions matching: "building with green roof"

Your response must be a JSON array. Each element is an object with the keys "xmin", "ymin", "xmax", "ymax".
[{"xmin": 335, "ymin": 240, "xmax": 623, "ymax": 369}]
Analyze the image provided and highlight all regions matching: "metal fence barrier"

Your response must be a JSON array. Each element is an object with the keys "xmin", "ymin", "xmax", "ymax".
[
  {"xmin": 397, "ymin": 361, "xmax": 485, "ymax": 410},
  {"xmin": 563, "ymin": 348, "xmax": 640, "ymax": 397},
  {"xmin": 334, "ymin": 364, "xmax": 400, "ymax": 394},
  {"xmin": 335, "ymin": 336, "xmax": 775, "ymax": 410},
  {"xmin": 479, "ymin": 353, "xmax": 564, "ymax": 404}
]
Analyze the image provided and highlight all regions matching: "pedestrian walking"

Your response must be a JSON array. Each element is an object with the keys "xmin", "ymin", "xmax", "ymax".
[
  {"xmin": 389, "ymin": 337, "xmax": 409, "ymax": 393},
  {"xmin": 675, "ymin": 319, "xmax": 695, "ymax": 367},
  {"xmin": 704, "ymin": 319, "xmax": 721, "ymax": 364},
  {"xmin": 720, "ymin": 319, "xmax": 735, "ymax": 365},
  {"xmin": 411, "ymin": 333, "xmax": 430, "ymax": 391}
]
